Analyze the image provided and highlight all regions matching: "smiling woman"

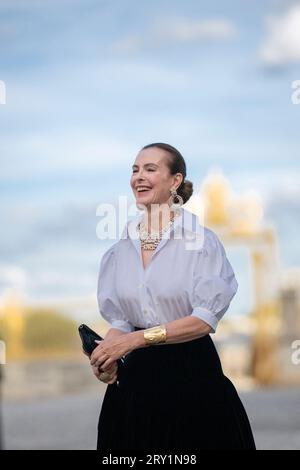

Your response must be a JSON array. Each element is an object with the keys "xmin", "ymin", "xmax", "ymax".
[{"xmin": 90, "ymin": 143, "xmax": 256, "ymax": 451}]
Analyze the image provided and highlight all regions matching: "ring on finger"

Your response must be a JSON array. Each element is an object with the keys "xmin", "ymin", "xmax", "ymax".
[{"xmin": 99, "ymin": 372, "xmax": 111, "ymax": 382}]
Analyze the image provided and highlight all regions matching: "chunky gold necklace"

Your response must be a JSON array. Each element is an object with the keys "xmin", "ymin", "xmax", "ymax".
[{"xmin": 137, "ymin": 212, "xmax": 180, "ymax": 250}]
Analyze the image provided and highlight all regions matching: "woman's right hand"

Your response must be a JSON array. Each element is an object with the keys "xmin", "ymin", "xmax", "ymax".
[
  {"xmin": 90, "ymin": 328, "xmax": 124, "ymax": 384},
  {"xmin": 92, "ymin": 361, "xmax": 118, "ymax": 385}
]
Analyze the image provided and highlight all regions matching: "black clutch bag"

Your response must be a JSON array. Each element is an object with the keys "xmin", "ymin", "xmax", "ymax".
[
  {"xmin": 78, "ymin": 323, "xmax": 103, "ymax": 356},
  {"xmin": 78, "ymin": 323, "xmax": 125, "ymax": 369}
]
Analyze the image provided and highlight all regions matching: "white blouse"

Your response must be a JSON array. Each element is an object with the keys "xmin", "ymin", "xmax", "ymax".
[{"xmin": 97, "ymin": 207, "xmax": 238, "ymax": 334}]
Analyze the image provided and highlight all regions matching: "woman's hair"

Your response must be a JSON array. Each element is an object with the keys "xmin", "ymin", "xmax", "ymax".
[{"xmin": 141, "ymin": 142, "xmax": 193, "ymax": 204}]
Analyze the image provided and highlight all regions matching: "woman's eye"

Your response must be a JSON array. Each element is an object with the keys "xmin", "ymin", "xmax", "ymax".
[{"xmin": 132, "ymin": 168, "xmax": 155, "ymax": 173}]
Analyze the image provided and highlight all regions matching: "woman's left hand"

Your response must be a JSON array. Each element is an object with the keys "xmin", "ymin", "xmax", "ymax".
[{"xmin": 90, "ymin": 332, "xmax": 141, "ymax": 371}]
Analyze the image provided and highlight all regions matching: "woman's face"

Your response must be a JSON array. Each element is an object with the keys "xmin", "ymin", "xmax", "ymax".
[{"xmin": 130, "ymin": 147, "xmax": 183, "ymax": 209}]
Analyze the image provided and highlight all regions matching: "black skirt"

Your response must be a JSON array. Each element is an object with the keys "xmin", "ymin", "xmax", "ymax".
[{"xmin": 97, "ymin": 327, "xmax": 256, "ymax": 451}]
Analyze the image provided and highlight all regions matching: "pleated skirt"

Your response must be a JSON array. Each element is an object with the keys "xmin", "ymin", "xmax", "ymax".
[{"xmin": 97, "ymin": 327, "xmax": 256, "ymax": 451}]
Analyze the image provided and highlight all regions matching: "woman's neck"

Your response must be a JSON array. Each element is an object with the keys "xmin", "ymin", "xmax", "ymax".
[{"xmin": 142, "ymin": 206, "xmax": 177, "ymax": 233}]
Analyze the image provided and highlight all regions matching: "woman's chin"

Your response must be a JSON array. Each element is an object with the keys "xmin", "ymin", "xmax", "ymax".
[{"xmin": 136, "ymin": 196, "xmax": 153, "ymax": 207}]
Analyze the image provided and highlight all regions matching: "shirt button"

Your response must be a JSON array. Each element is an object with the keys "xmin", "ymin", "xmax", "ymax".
[{"xmin": 143, "ymin": 309, "xmax": 148, "ymax": 314}]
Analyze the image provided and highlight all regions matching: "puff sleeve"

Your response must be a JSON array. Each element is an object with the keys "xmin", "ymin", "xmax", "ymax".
[
  {"xmin": 190, "ymin": 230, "xmax": 238, "ymax": 333},
  {"xmin": 97, "ymin": 245, "xmax": 135, "ymax": 333}
]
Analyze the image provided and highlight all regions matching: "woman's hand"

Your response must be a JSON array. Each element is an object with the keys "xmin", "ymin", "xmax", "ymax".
[
  {"xmin": 90, "ymin": 331, "xmax": 143, "ymax": 371},
  {"xmin": 92, "ymin": 361, "xmax": 118, "ymax": 385}
]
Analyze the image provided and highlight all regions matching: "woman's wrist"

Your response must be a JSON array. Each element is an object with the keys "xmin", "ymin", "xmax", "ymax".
[
  {"xmin": 128, "ymin": 325, "xmax": 167, "ymax": 351},
  {"xmin": 105, "ymin": 327, "xmax": 126, "ymax": 340},
  {"xmin": 128, "ymin": 330, "xmax": 148, "ymax": 350}
]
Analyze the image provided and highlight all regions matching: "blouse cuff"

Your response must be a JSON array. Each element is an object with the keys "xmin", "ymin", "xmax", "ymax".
[
  {"xmin": 191, "ymin": 307, "xmax": 219, "ymax": 333},
  {"xmin": 109, "ymin": 319, "xmax": 135, "ymax": 333}
]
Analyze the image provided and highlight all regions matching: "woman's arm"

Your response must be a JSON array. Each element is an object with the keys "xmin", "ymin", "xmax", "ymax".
[
  {"xmin": 104, "ymin": 327, "xmax": 126, "ymax": 340},
  {"xmin": 132, "ymin": 316, "xmax": 212, "ymax": 349},
  {"xmin": 91, "ymin": 316, "xmax": 212, "ymax": 371}
]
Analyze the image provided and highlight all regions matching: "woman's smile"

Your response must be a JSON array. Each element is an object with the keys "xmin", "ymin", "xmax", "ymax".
[{"xmin": 135, "ymin": 187, "xmax": 153, "ymax": 197}]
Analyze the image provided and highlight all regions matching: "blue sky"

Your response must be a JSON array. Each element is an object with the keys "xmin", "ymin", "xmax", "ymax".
[{"xmin": 0, "ymin": 0, "xmax": 299, "ymax": 319}]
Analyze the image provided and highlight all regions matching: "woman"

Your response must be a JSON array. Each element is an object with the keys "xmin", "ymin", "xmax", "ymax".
[{"xmin": 91, "ymin": 142, "xmax": 256, "ymax": 451}]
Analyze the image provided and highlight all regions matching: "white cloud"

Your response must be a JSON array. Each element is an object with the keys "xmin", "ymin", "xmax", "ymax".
[
  {"xmin": 0, "ymin": 131, "xmax": 136, "ymax": 181},
  {"xmin": 260, "ymin": 5, "xmax": 300, "ymax": 66},
  {"xmin": 112, "ymin": 16, "xmax": 237, "ymax": 55},
  {"xmin": 0, "ymin": 266, "xmax": 28, "ymax": 292},
  {"xmin": 229, "ymin": 168, "xmax": 300, "ymax": 207}
]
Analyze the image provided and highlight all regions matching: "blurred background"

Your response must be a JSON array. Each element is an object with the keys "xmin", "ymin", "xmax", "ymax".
[{"xmin": 0, "ymin": 0, "xmax": 300, "ymax": 450}]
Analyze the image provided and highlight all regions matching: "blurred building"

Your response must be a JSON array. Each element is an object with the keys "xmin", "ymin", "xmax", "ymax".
[{"xmin": 186, "ymin": 170, "xmax": 300, "ymax": 386}]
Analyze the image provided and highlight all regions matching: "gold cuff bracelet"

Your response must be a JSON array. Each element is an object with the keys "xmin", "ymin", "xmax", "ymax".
[{"xmin": 143, "ymin": 324, "xmax": 167, "ymax": 345}]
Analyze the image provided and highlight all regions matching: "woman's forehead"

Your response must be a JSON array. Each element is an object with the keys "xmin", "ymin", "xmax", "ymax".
[{"xmin": 135, "ymin": 147, "xmax": 168, "ymax": 165}]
